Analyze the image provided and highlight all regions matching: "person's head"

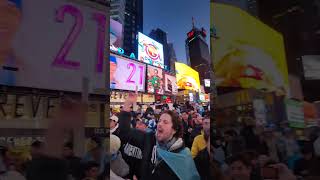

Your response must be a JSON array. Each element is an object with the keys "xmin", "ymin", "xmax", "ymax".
[
  {"xmin": 181, "ymin": 111, "xmax": 188, "ymax": 121},
  {"xmin": 110, "ymin": 56, "xmax": 117, "ymax": 80},
  {"xmin": 156, "ymin": 110, "xmax": 182, "ymax": 143},
  {"xmin": 62, "ymin": 142, "xmax": 74, "ymax": 158},
  {"xmin": 30, "ymin": 141, "xmax": 44, "ymax": 158},
  {"xmin": 110, "ymin": 115, "xmax": 119, "ymax": 129},
  {"xmin": 110, "ymin": 135, "xmax": 121, "ymax": 157},
  {"xmin": 224, "ymin": 130, "xmax": 236, "ymax": 142},
  {"xmin": 136, "ymin": 120, "xmax": 147, "ymax": 131},
  {"xmin": 87, "ymin": 137, "xmax": 102, "ymax": 160},
  {"xmin": 203, "ymin": 116, "xmax": 210, "ymax": 135},
  {"xmin": 227, "ymin": 154, "xmax": 252, "ymax": 180},
  {"xmin": 84, "ymin": 161, "xmax": 100, "ymax": 178},
  {"xmin": 194, "ymin": 113, "xmax": 203, "ymax": 125}
]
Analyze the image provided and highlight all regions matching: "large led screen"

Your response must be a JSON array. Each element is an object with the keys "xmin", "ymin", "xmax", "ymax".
[
  {"xmin": 0, "ymin": 1, "xmax": 107, "ymax": 93},
  {"xmin": 147, "ymin": 65, "xmax": 164, "ymax": 94},
  {"xmin": 164, "ymin": 73, "xmax": 178, "ymax": 95},
  {"xmin": 138, "ymin": 32, "xmax": 164, "ymax": 69},
  {"xmin": 110, "ymin": 54, "xmax": 146, "ymax": 92},
  {"xmin": 211, "ymin": 3, "xmax": 289, "ymax": 94},
  {"xmin": 175, "ymin": 62, "xmax": 200, "ymax": 91},
  {"xmin": 110, "ymin": 18, "xmax": 123, "ymax": 52},
  {"xmin": 302, "ymin": 55, "xmax": 320, "ymax": 80}
]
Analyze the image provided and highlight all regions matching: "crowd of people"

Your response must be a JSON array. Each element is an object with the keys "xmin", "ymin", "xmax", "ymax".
[
  {"xmin": 210, "ymin": 118, "xmax": 320, "ymax": 180},
  {"xmin": 2, "ymin": 94, "xmax": 320, "ymax": 180},
  {"xmin": 0, "ymin": 94, "xmax": 211, "ymax": 180},
  {"xmin": 109, "ymin": 91, "xmax": 211, "ymax": 180},
  {"xmin": 0, "ymin": 99, "xmax": 110, "ymax": 180}
]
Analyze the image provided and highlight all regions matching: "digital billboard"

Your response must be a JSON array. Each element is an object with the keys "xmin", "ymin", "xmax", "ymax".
[
  {"xmin": 110, "ymin": 54, "xmax": 146, "ymax": 92},
  {"xmin": 164, "ymin": 73, "xmax": 178, "ymax": 95},
  {"xmin": 138, "ymin": 32, "xmax": 164, "ymax": 68},
  {"xmin": 110, "ymin": 18, "xmax": 123, "ymax": 52},
  {"xmin": 302, "ymin": 55, "xmax": 320, "ymax": 80},
  {"xmin": 211, "ymin": 3, "xmax": 289, "ymax": 94},
  {"xmin": 0, "ymin": 1, "xmax": 107, "ymax": 93},
  {"xmin": 204, "ymin": 79, "xmax": 210, "ymax": 87},
  {"xmin": 147, "ymin": 65, "xmax": 164, "ymax": 94},
  {"xmin": 175, "ymin": 62, "xmax": 200, "ymax": 91}
]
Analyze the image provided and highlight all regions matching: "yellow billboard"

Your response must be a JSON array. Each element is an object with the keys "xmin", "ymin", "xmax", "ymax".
[
  {"xmin": 211, "ymin": 3, "xmax": 289, "ymax": 95},
  {"xmin": 175, "ymin": 62, "xmax": 200, "ymax": 91}
]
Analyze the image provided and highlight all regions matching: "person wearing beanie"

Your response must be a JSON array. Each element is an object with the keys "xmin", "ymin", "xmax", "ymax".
[
  {"xmin": 110, "ymin": 134, "xmax": 129, "ymax": 178},
  {"xmin": 110, "ymin": 115, "xmax": 120, "ymax": 136},
  {"xmin": 82, "ymin": 137, "xmax": 107, "ymax": 178}
]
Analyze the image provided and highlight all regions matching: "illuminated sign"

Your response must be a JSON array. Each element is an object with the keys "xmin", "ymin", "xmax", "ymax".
[
  {"xmin": 175, "ymin": 62, "xmax": 201, "ymax": 91},
  {"xmin": 204, "ymin": 79, "xmax": 210, "ymax": 87},
  {"xmin": 110, "ymin": 54, "xmax": 146, "ymax": 92},
  {"xmin": 211, "ymin": 3, "xmax": 289, "ymax": 94},
  {"xmin": 138, "ymin": 32, "xmax": 164, "ymax": 68}
]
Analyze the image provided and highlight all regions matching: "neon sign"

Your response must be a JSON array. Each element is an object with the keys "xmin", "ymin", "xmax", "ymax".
[{"xmin": 110, "ymin": 46, "xmax": 136, "ymax": 59}]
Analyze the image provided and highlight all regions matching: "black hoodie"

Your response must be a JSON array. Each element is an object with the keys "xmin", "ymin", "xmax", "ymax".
[{"xmin": 118, "ymin": 111, "xmax": 184, "ymax": 180}]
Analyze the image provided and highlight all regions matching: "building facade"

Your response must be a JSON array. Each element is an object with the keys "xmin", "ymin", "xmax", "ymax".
[{"xmin": 110, "ymin": 0, "xmax": 143, "ymax": 56}]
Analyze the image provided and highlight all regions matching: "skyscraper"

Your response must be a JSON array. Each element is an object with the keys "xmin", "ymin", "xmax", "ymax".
[
  {"xmin": 185, "ymin": 18, "xmax": 211, "ymax": 87},
  {"xmin": 110, "ymin": 0, "xmax": 143, "ymax": 56},
  {"xmin": 168, "ymin": 43, "xmax": 177, "ymax": 73},
  {"xmin": 110, "ymin": 0, "xmax": 125, "ymax": 25},
  {"xmin": 149, "ymin": 28, "xmax": 170, "ymax": 71}
]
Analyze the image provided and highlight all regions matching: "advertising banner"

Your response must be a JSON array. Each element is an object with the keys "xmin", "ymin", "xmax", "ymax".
[
  {"xmin": 211, "ymin": 3, "xmax": 289, "ymax": 94},
  {"xmin": 175, "ymin": 62, "xmax": 200, "ymax": 91},
  {"xmin": 138, "ymin": 32, "xmax": 164, "ymax": 68},
  {"xmin": 110, "ymin": 54, "xmax": 146, "ymax": 92},
  {"xmin": 204, "ymin": 79, "xmax": 210, "ymax": 87},
  {"xmin": 253, "ymin": 99, "xmax": 267, "ymax": 126},
  {"xmin": 285, "ymin": 99, "xmax": 305, "ymax": 128},
  {"xmin": 0, "ymin": 0, "xmax": 107, "ymax": 93},
  {"xmin": 142, "ymin": 94, "xmax": 155, "ymax": 103},
  {"xmin": 147, "ymin": 65, "xmax": 164, "ymax": 94},
  {"xmin": 164, "ymin": 73, "xmax": 178, "ymax": 95},
  {"xmin": 110, "ymin": 18, "xmax": 123, "ymax": 52}
]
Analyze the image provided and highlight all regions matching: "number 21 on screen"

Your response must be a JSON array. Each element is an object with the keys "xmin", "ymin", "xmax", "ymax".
[
  {"xmin": 52, "ymin": 4, "xmax": 106, "ymax": 73},
  {"xmin": 126, "ymin": 63, "xmax": 144, "ymax": 85}
]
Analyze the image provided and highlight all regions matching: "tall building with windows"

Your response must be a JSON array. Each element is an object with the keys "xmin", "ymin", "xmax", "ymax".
[
  {"xmin": 110, "ymin": 0, "xmax": 125, "ymax": 25},
  {"xmin": 110, "ymin": 0, "xmax": 143, "ymax": 56},
  {"xmin": 185, "ymin": 19, "xmax": 211, "ymax": 90}
]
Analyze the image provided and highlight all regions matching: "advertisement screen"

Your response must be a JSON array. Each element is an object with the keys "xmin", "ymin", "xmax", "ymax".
[
  {"xmin": 204, "ymin": 79, "xmax": 210, "ymax": 87},
  {"xmin": 164, "ymin": 73, "xmax": 178, "ymax": 95},
  {"xmin": 110, "ymin": 18, "xmax": 123, "ymax": 52},
  {"xmin": 0, "ymin": 1, "xmax": 107, "ymax": 93},
  {"xmin": 147, "ymin": 65, "xmax": 164, "ymax": 94},
  {"xmin": 302, "ymin": 55, "xmax": 320, "ymax": 80},
  {"xmin": 138, "ymin": 32, "xmax": 164, "ymax": 68},
  {"xmin": 211, "ymin": 3, "xmax": 289, "ymax": 94},
  {"xmin": 175, "ymin": 62, "xmax": 200, "ymax": 91},
  {"xmin": 110, "ymin": 54, "xmax": 146, "ymax": 92}
]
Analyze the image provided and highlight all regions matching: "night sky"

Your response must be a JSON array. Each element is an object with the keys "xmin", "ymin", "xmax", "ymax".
[{"xmin": 143, "ymin": 0, "xmax": 210, "ymax": 64}]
